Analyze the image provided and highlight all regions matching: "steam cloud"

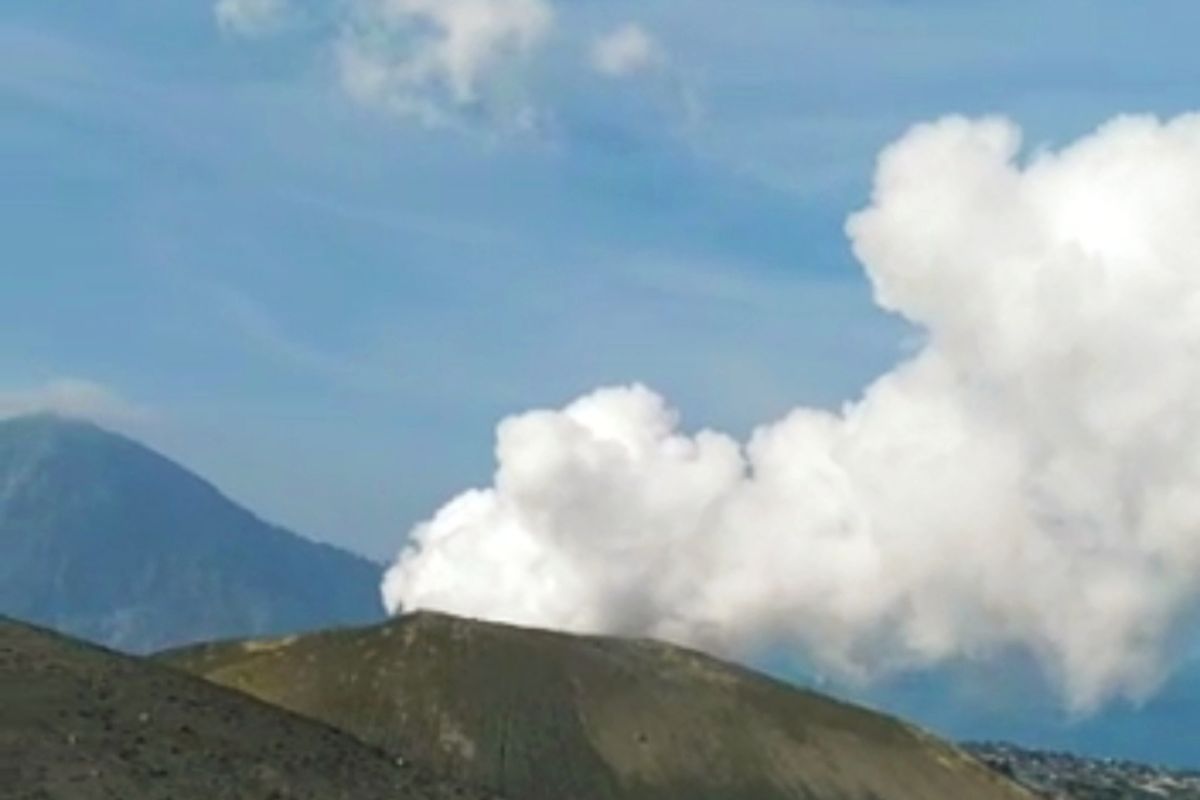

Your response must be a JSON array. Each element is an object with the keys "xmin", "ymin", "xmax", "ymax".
[{"xmin": 383, "ymin": 113, "xmax": 1200, "ymax": 712}]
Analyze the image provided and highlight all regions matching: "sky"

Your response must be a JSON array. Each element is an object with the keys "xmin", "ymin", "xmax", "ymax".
[{"xmin": 4, "ymin": 0, "xmax": 1200, "ymax": 565}]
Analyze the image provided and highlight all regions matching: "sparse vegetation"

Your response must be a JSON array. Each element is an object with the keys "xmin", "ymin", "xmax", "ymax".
[
  {"xmin": 1, "ymin": 615, "xmax": 494, "ymax": 800},
  {"xmin": 164, "ymin": 610, "xmax": 1033, "ymax": 800}
]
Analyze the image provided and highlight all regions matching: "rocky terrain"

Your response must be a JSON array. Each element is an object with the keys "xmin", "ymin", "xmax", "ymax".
[
  {"xmin": 1, "ymin": 415, "xmax": 1188, "ymax": 799},
  {"xmin": 163, "ymin": 610, "xmax": 1032, "ymax": 800},
  {"xmin": 13, "ymin": 601, "xmax": 1197, "ymax": 800},
  {"xmin": 0, "ymin": 414, "xmax": 383, "ymax": 653},
  {"xmin": 0, "ymin": 614, "xmax": 494, "ymax": 800},
  {"xmin": 966, "ymin": 742, "xmax": 1200, "ymax": 799}
]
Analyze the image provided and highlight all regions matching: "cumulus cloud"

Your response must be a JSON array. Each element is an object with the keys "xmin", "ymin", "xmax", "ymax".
[
  {"xmin": 384, "ymin": 112, "xmax": 1200, "ymax": 712},
  {"xmin": 215, "ymin": 0, "xmax": 290, "ymax": 37},
  {"xmin": 0, "ymin": 379, "xmax": 147, "ymax": 424},
  {"xmin": 590, "ymin": 24, "xmax": 666, "ymax": 78},
  {"xmin": 335, "ymin": 0, "xmax": 554, "ymax": 127}
]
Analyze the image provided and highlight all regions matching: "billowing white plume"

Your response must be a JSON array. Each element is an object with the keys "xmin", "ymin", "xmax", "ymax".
[{"xmin": 383, "ymin": 113, "xmax": 1200, "ymax": 712}]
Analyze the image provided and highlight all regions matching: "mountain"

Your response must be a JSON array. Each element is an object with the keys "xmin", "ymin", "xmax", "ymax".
[
  {"xmin": 163, "ymin": 611, "xmax": 1033, "ymax": 800},
  {"xmin": 0, "ymin": 614, "xmax": 495, "ymax": 800},
  {"xmin": 0, "ymin": 413, "xmax": 384, "ymax": 653}
]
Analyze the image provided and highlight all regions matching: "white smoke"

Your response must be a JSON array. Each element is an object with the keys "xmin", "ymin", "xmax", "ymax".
[{"xmin": 383, "ymin": 113, "xmax": 1200, "ymax": 712}]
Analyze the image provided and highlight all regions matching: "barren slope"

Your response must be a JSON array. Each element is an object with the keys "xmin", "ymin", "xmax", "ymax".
[
  {"xmin": 1, "ymin": 615, "xmax": 493, "ymax": 800},
  {"xmin": 165, "ymin": 611, "xmax": 1031, "ymax": 800}
]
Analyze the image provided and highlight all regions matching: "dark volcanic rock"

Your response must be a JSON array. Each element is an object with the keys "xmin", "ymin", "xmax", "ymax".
[
  {"xmin": 0, "ymin": 413, "xmax": 384, "ymax": 653},
  {"xmin": 0, "ymin": 615, "xmax": 495, "ymax": 800},
  {"xmin": 163, "ymin": 610, "xmax": 1033, "ymax": 800},
  {"xmin": 966, "ymin": 741, "xmax": 1200, "ymax": 799}
]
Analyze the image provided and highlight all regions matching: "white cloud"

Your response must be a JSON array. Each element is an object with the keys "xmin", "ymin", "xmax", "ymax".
[
  {"xmin": 383, "ymin": 112, "xmax": 1200, "ymax": 713},
  {"xmin": 590, "ymin": 23, "xmax": 666, "ymax": 78},
  {"xmin": 335, "ymin": 0, "xmax": 554, "ymax": 127},
  {"xmin": 215, "ymin": 0, "xmax": 290, "ymax": 37},
  {"xmin": 215, "ymin": 2, "xmax": 687, "ymax": 132},
  {"xmin": 0, "ymin": 379, "xmax": 147, "ymax": 425}
]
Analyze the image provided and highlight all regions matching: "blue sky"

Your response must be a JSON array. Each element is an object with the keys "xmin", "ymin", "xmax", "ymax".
[{"xmin": 4, "ymin": 0, "xmax": 1200, "ymax": 561}]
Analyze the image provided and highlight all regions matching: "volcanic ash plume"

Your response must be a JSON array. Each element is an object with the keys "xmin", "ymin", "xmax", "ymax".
[{"xmin": 383, "ymin": 113, "xmax": 1200, "ymax": 712}]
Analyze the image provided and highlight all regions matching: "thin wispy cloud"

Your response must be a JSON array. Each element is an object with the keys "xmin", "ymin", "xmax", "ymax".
[
  {"xmin": 215, "ymin": 0, "xmax": 292, "ymax": 37},
  {"xmin": 590, "ymin": 24, "xmax": 666, "ymax": 79},
  {"xmin": 209, "ymin": 0, "xmax": 701, "ymax": 136},
  {"xmin": 315, "ymin": 0, "xmax": 553, "ymax": 129},
  {"xmin": 0, "ymin": 379, "xmax": 148, "ymax": 425},
  {"xmin": 216, "ymin": 286, "xmax": 410, "ymax": 397}
]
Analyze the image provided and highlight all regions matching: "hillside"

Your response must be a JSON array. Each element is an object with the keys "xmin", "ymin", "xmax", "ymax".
[
  {"xmin": 164, "ymin": 610, "xmax": 1032, "ymax": 800},
  {"xmin": 0, "ymin": 413, "xmax": 384, "ymax": 652},
  {"xmin": 0, "ymin": 615, "xmax": 494, "ymax": 800}
]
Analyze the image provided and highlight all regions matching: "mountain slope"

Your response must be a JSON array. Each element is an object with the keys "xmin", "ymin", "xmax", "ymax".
[
  {"xmin": 0, "ymin": 413, "xmax": 383, "ymax": 652},
  {"xmin": 0, "ymin": 615, "xmax": 495, "ymax": 800},
  {"xmin": 164, "ymin": 611, "xmax": 1032, "ymax": 800}
]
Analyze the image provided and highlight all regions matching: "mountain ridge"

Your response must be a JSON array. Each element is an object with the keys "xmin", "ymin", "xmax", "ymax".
[
  {"xmin": 1, "ymin": 613, "xmax": 495, "ymax": 800},
  {"xmin": 163, "ymin": 609, "xmax": 1033, "ymax": 800},
  {"xmin": 0, "ymin": 413, "xmax": 385, "ymax": 653}
]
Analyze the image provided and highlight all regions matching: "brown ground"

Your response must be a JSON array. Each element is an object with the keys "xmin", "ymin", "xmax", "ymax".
[
  {"xmin": 1, "ymin": 615, "xmax": 495, "ymax": 800},
  {"xmin": 164, "ymin": 610, "xmax": 1034, "ymax": 800}
]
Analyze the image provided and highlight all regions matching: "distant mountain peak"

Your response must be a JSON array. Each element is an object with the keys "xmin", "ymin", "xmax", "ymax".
[
  {"xmin": 0, "ymin": 417, "xmax": 384, "ymax": 653},
  {"xmin": 0, "ymin": 412, "xmax": 158, "ymax": 476}
]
